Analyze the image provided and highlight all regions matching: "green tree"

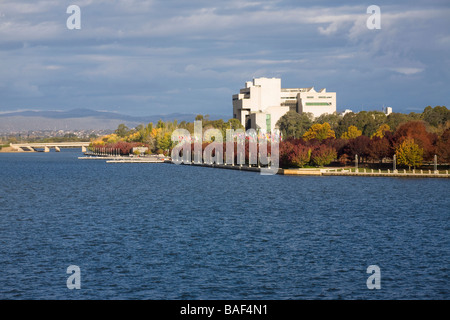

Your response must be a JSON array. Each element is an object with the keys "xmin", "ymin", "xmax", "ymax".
[
  {"xmin": 225, "ymin": 118, "xmax": 244, "ymax": 130},
  {"xmin": 115, "ymin": 124, "xmax": 129, "ymax": 138},
  {"xmin": 363, "ymin": 111, "xmax": 387, "ymax": 137},
  {"xmin": 276, "ymin": 111, "xmax": 313, "ymax": 138},
  {"xmin": 135, "ymin": 124, "xmax": 145, "ymax": 133},
  {"xmin": 156, "ymin": 119, "xmax": 165, "ymax": 129},
  {"xmin": 386, "ymin": 113, "xmax": 413, "ymax": 132},
  {"xmin": 422, "ymin": 106, "xmax": 450, "ymax": 128},
  {"xmin": 313, "ymin": 112, "xmax": 341, "ymax": 132}
]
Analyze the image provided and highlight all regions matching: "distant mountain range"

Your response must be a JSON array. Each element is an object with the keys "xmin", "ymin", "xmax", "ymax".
[{"xmin": 0, "ymin": 109, "xmax": 229, "ymax": 133}]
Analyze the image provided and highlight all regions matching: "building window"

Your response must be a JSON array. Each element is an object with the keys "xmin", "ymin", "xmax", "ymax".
[
  {"xmin": 246, "ymin": 116, "xmax": 252, "ymax": 130},
  {"xmin": 305, "ymin": 102, "xmax": 331, "ymax": 106}
]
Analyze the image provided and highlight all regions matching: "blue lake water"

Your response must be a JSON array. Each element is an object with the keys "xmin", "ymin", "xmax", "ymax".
[{"xmin": 0, "ymin": 149, "xmax": 448, "ymax": 299}]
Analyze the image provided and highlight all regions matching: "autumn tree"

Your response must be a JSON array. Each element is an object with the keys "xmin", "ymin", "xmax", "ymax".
[
  {"xmin": 303, "ymin": 122, "xmax": 335, "ymax": 141},
  {"xmin": 329, "ymin": 138, "xmax": 349, "ymax": 162},
  {"xmin": 280, "ymin": 141, "xmax": 312, "ymax": 168},
  {"xmin": 156, "ymin": 132, "xmax": 173, "ymax": 153},
  {"xmin": 341, "ymin": 125, "xmax": 362, "ymax": 140},
  {"xmin": 436, "ymin": 128, "xmax": 450, "ymax": 163},
  {"xmin": 369, "ymin": 136, "xmax": 393, "ymax": 163},
  {"xmin": 394, "ymin": 121, "xmax": 436, "ymax": 160},
  {"xmin": 310, "ymin": 145, "xmax": 337, "ymax": 167},
  {"xmin": 395, "ymin": 137, "xmax": 423, "ymax": 170},
  {"xmin": 343, "ymin": 135, "xmax": 371, "ymax": 163},
  {"xmin": 371, "ymin": 124, "xmax": 391, "ymax": 138},
  {"xmin": 114, "ymin": 141, "xmax": 143, "ymax": 155}
]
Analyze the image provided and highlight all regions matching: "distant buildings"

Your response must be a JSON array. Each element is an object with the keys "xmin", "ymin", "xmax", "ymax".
[
  {"xmin": 340, "ymin": 106, "xmax": 393, "ymax": 116},
  {"xmin": 232, "ymin": 77, "xmax": 336, "ymax": 133},
  {"xmin": 342, "ymin": 109, "xmax": 353, "ymax": 116}
]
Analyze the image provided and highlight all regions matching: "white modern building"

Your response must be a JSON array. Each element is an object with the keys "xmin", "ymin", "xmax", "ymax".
[
  {"xmin": 340, "ymin": 106, "xmax": 393, "ymax": 116},
  {"xmin": 232, "ymin": 77, "xmax": 336, "ymax": 133}
]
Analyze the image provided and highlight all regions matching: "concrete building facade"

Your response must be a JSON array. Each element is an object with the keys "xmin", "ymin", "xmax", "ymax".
[{"xmin": 232, "ymin": 77, "xmax": 336, "ymax": 132}]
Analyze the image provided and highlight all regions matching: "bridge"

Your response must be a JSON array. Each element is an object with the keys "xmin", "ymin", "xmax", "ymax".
[{"xmin": 10, "ymin": 142, "xmax": 90, "ymax": 152}]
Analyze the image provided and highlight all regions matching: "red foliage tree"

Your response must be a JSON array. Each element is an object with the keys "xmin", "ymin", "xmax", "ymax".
[
  {"xmin": 92, "ymin": 141, "xmax": 147, "ymax": 155},
  {"xmin": 114, "ymin": 141, "xmax": 143, "ymax": 155},
  {"xmin": 369, "ymin": 136, "xmax": 394, "ymax": 163},
  {"xmin": 394, "ymin": 121, "xmax": 437, "ymax": 161},
  {"xmin": 328, "ymin": 138, "xmax": 349, "ymax": 158},
  {"xmin": 436, "ymin": 128, "xmax": 450, "ymax": 163},
  {"xmin": 343, "ymin": 135, "xmax": 371, "ymax": 163},
  {"xmin": 279, "ymin": 140, "xmax": 311, "ymax": 168},
  {"xmin": 310, "ymin": 144, "xmax": 337, "ymax": 167}
]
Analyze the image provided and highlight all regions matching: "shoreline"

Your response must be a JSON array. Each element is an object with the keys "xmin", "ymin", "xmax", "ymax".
[
  {"xmin": 2, "ymin": 150, "xmax": 449, "ymax": 178},
  {"xmin": 169, "ymin": 161, "xmax": 450, "ymax": 178},
  {"xmin": 80, "ymin": 154, "xmax": 450, "ymax": 178}
]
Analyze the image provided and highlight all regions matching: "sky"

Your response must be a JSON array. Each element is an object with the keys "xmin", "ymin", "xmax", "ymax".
[{"xmin": 0, "ymin": 0, "xmax": 449, "ymax": 118}]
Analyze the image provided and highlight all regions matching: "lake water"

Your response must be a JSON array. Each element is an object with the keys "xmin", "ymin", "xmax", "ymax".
[{"xmin": 0, "ymin": 149, "xmax": 448, "ymax": 299}]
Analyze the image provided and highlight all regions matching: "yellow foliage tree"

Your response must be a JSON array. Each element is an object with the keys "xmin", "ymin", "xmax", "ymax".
[
  {"xmin": 371, "ymin": 124, "xmax": 391, "ymax": 139},
  {"xmin": 126, "ymin": 131, "xmax": 142, "ymax": 142},
  {"xmin": 303, "ymin": 122, "xmax": 335, "ymax": 141},
  {"xmin": 341, "ymin": 125, "xmax": 362, "ymax": 140},
  {"xmin": 396, "ymin": 137, "xmax": 423, "ymax": 170},
  {"xmin": 106, "ymin": 134, "xmax": 119, "ymax": 144},
  {"xmin": 151, "ymin": 128, "xmax": 161, "ymax": 139}
]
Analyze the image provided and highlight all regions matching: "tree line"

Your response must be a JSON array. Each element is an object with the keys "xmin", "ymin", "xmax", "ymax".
[
  {"xmin": 91, "ymin": 106, "xmax": 449, "ymax": 169},
  {"xmin": 90, "ymin": 115, "xmax": 244, "ymax": 155},
  {"xmin": 276, "ymin": 105, "xmax": 449, "ymax": 139},
  {"xmin": 277, "ymin": 106, "xmax": 449, "ymax": 169}
]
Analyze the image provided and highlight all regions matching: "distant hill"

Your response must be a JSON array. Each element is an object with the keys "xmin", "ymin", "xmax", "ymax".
[{"xmin": 0, "ymin": 109, "xmax": 229, "ymax": 133}]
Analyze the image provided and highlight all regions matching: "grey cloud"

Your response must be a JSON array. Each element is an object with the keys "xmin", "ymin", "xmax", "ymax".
[{"xmin": 0, "ymin": 0, "xmax": 448, "ymax": 115}]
